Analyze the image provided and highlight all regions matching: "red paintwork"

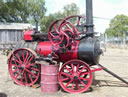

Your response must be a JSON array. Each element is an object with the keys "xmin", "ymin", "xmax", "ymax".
[
  {"xmin": 36, "ymin": 41, "xmax": 79, "ymax": 62},
  {"xmin": 59, "ymin": 41, "xmax": 79, "ymax": 62},
  {"xmin": 36, "ymin": 41, "xmax": 52, "ymax": 56},
  {"xmin": 24, "ymin": 30, "xmax": 34, "ymax": 41}
]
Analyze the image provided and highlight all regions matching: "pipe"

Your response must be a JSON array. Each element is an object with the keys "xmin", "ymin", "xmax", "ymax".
[{"xmin": 85, "ymin": 0, "xmax": 94, "ymax": 37}]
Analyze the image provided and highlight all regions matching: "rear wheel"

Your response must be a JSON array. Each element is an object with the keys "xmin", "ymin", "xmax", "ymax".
[{"xmin": 8, "ymin": 48, "xmax": 40, "ymax": 86}]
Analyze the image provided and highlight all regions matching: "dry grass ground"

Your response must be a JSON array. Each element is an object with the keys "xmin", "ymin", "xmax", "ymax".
[{"xmin": 0, "ymin": 48, "xmax": 128, "ymax": 97}]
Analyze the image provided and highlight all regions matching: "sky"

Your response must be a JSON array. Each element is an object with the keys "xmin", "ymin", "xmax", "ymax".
[{"xmin": 45, "ymin": 0, "xmax": 128, "ymax": 33}]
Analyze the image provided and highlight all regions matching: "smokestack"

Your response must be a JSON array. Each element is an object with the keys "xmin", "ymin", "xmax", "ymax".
[{"xmin": 86, "ymin": 0, "xmax": 94, "ymax": 37}]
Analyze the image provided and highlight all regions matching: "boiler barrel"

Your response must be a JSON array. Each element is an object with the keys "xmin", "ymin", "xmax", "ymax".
[{"xmin": 78, "ymin": 38, "xmax": 101, "ymax": 65}]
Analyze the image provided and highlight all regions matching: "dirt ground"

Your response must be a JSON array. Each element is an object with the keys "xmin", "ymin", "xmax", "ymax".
[{"xmin": 0, "ymin": 48, "xmax": 128, "ymax": 97}]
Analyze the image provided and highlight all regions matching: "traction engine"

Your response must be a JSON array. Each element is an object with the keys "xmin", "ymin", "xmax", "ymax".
[
  {"xmin": 8, "ymin": 0, "xmax": 128, "ymax": 93},
  {"xmin": 8, "ymin": 0, "xmax": 102, "ymax": 93}
]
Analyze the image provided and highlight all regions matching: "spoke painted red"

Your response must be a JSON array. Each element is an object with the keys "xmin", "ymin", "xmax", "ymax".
[
  {"xmin": 65, "ymin": 24, "xmax": 72, "ymax": 31},
  {"xmin": 26, "ymin": 55, "xmax": 34, "ymax": 65},
  {"xmin": 30, "ymin": 67, "xmax": 39, "ymax": 71},
  {"xmin": 71, "ymin": 64, "xmax": 74, "ymax": 73},
  {"xmin": 15, "ymin": 72, "xmax": 20, "ymax": 78},
  {"xmin": 71, "ymin": 81, "xmax": 75, "ymax": 90},
  {"xmin": 25, "ymin": 69, "xmax": 37, "ymax": 78},
  {"xmin": 80, "ymin": 72, "xmax": 89, "ymax": 76},
  {"xmin": 65, "ymin": 79, "xmax": 73, "ymax": 87},
  {"xmin": 24, "ymin": 73, "xmax": 28, "ymax": 85},
  {"xmin": 13, "ymin": 56, "xmax": 21, "ymax": 65},
  {"xmin": 24, "ymin": 51, "xmax": 29, "ymax": 63},
  {"xmin": 61, "ymin": 78, "xmax": 69, "ymax": 82},
  {"xmin": 76, "ymin": 80, "xmax": 80, "ymax": 89},
  {"xmin": 79, "ymin": 77, "xmax": 89, "ymax": 81},
  {"xmin": 61, "ymin": 72, "xmax": 72, "ymax": 78},
  {"xmin": 65, "ymin": 66, "xmax": 72, "ymax": 74},
  {"xmin": 28, "ymin": 74, "xmax": 33, "ymax": 83},
  {"xmin": 76, "ymin": 64, "xmax": 79, "ymax": 72},
  {"xmin": 16, "ymin": 53, "xmax": 22, "ymax": 65},
  {"xmin": 11, "ymin": 64, "xmax": 20, "ymax": 67},
  {"xmin": 26, "ymin": 64, "xmax": 35, "ymax": 68},
  {"xmin": 79, "ymin": 79, "xmax": 86, "ymax": 87},
  {"xmin": 78, "ymin": 66, "xmax": 86, "ymax": 75},
  {"xmin": 12, "ymin": 69, "xmax": 18, "ymax": 72}
]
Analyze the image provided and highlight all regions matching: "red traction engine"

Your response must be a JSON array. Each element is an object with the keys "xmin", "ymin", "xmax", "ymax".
[
  {"xmin": 8, "ymin": 15, "xmax": 102, "ymax": 93},
  {"xmin": 7, "ymin": 0, "xmax": 105, "ymax": 93}
]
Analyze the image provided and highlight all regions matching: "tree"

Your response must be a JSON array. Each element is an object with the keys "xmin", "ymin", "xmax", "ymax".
[
  {"xmin": 105, "ymin": 14, "xmax": 128, "ymax": 44},
  {"xmin": 63, "ymin": 3, "xmax": 80, "ymax": 17},
  {"xmin": 0, "ymin": 0, "xmax": 46, "ymax": 25},
  {"xmin": 41, "ymin": 3, "xmax": 80, "ymax": 32}
]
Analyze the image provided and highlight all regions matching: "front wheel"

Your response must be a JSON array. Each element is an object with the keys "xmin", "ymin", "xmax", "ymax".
[{"xmin": 59, "ymin": 59, "xmax": 93, "ymax": 93}]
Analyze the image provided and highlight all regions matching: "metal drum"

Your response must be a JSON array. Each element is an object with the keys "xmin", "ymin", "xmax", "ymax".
[{"xmin": 41, "ymin": 64, "xmax": 59, "ymax": 93}]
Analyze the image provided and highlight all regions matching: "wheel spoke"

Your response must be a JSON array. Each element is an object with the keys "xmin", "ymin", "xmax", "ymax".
[
  {"xmin": 76, "ymin": 64, "xmax": 79, "ymax": 72},
  {"xmin": 76, "ymin": 80, "xmax": 80, "ymax": 90},
  {"xmin": 65, "ymin": 24, "xmax": 72, "ymax": 31},
  {"xmin": 78, "ymin": 66, "xmax": 86, "ymax": 75},
  {"xmin": 61, "ymin": 72, "xmax": 72, "ymax": 78},
  {"xmin": 61, "ymin": 78, "xmax": 69, "ymax": 82},
  {"xmin": 15, "ymin": 72, "xmax": 20, "ymax": 78},
  {"xmin": 11, "ymin": 64, "xmax": 20, "ymax": 67},
  {"xmin": 26, "ymin": 55, "xmax": 34, "ymax": 65},
  {"xmin": 65, "ymin": 79, "xmax": 73, "ymax": 87},
  {"xmin": 24, "ymin": 51, "xmax": 29, "ymax": 63},
  {"xmin": 79, "ymin": 79, "xmax": 86, "ymax": 87},
  {"xmin": 24, "ymin": 72, "xmax": 28, "ymax": 85},
  {"xmin": 65, "ymin": 66, "xmax": 72, "ymax": 74},
  {"xmin": 28, "ymin": 73, "xmax": 33, "ymax": 83},
  {"xmin": 13, "ymin": 56, "xmax": 21, "ymax": 65},
  {"xmin": 25, "ymin": 69, "xmax": 37, "ymax": 78},
  {"xmin": 79, "ymin": 77, "xmax": 89, "ymax": 81},
  {"xmin": 16, "ymin": 53, "xmax": 22, "ymax": 65},
  {"xmin": 30, "ymin": 67, "xmax": 39, "ymax": 72},
  {"xmin": 71, "ymin": 64, "xmax": 74, "ymax": 73},
  {"xmin": 26, "ymin": 63, "xmax": 35, "ymax": 68},
  {"xmin": 12, "ymin": 69, "xmax": 18, "ymax": 72},
  {"xmin": 80, "ymin": 72, "xmax": 89, "ymax": 76},
  {"xmin": 71, "ymin": 81, "xmax": 75, "ymax": 90}
]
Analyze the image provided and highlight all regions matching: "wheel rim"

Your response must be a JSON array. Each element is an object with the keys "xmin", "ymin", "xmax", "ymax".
[
  {"xmin": 59, "ymin": 60, "xmax": 93, "ymax": 93},
  {"xmin": 8, "ymin": 48, "xmax": 40, "ymax": 86}
]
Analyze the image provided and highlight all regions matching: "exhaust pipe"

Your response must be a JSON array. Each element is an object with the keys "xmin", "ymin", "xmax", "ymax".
[{"xmin": 86, "ymin": 0, "xmax": 94, "ymax": 37}]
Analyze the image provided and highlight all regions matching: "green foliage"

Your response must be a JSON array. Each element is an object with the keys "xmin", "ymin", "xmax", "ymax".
[
  {"xmin": 105, "ymin": 14, "xmax": 128, "ymax": 37},
  {"xmin": 0, "ymin": 0, "xmax": 46, "ymax": 23},
  {"xmin": 41, "ymin": 3, "xmax": 80, "ymax": 32}
]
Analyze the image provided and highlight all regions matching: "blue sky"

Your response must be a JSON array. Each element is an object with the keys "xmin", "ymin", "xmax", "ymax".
[{"xmin": 45, "ymin": 0, "xmax": 128, "ymax": 33}]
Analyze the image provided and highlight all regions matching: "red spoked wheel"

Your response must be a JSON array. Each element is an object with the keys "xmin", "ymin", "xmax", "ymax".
[
  {"xmin": 59, "ymin": 59, "xmax": 93, "ymax": 93},
  {"xmin": 8, "ymin": 48, "xmax": 40, "ymax": 86},
  {"xmin": 58, "ymin": 15, "xmax": 85, "ymax": 39},
  {"xmin": 48, "ymin": 19, "xmax": 70, "ymax": 49},
  {"xmin": 48, "ymin": 15, "xmax": 85, "ymax": 50}
]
